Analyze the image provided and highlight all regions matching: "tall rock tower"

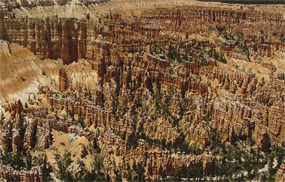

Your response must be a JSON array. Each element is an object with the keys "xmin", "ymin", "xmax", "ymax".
[{"xmin": 59, "ymin": 68, "xmax": 69, "ymax": 91}]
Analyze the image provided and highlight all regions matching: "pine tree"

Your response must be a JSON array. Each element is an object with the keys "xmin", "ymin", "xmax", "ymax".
[
  {"xmin": 18, "ymin": 114, "xmax": 26, "ymax": 145},
  {"xmin": 0, "ymin": 112, "xmax": 5, "ymax": 125},
  {"xmin": 42, "ymin": 154, "xmax": 52, "ymax": 181},
  {"xmin": 115, "ymin": 170, "xmax": 122, "ymax": 182}
]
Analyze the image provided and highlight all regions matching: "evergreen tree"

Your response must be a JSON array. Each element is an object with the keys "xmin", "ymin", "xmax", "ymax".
[
  {"xmin": 127, "ymin": 169, "xmax": 132, "ymax": 181},
  {"xmin": 136, "ymin": 163, "xmax": 145, "ymax": 181},
  {"xmin": 55, "ymin": 152, "xmax": 73, "ymax": 181},
  {"xmin": 115, "ymin": 170, "xmax": 122, "ymax": 182},
  {"xmin": 0, "ymin": 112, "xmax": 4, "ymax": 125},
  {"xmin": 41, "ymin": 154, "xmax": 52, "ymax": 181},
  {"xmin": 18, "ymin": 114, "xmax": 26, "ymax": 151}
]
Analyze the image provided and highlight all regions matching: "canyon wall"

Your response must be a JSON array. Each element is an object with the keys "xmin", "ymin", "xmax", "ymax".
[{"xmin": 1, "ymin": 7, "xmax": 284, "ymax": 64}]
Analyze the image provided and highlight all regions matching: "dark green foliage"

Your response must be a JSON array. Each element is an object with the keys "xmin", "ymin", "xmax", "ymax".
[
  {"xmin": 184, "ymin": 48, "xmax": 193, "ymax": 62},
  {"xmin": 127, "ymin": 133, "xmax": 139, "ymax": 149},
  {"xmin": 237, "ymin": 32, "xmax": 244, "ymax": 44},
  {"xmin": 207, "ymin": 131, "xmax": 285, "ymax": 181},
  {"xmin": 0, "ymin": 112, "xmax": 4, "ymax": 125},
  {"xmin": 139, "ymin": 132, "xmax": 171, "ymax": 150},
  {"xmin": 40, "ymin": 154, "xmax": 53, "ymax": 181},
  {"xmin": 25, "ymin": 152, "xmax": 32, "ymax": 170},
  {"xmin": 127, "ymin": 169, "xmax": 133, "ymax": 181},
  {"xmin": 10, "ymin": 151, "xmax": 25, "ymax": 169},
  {"xmin": 153, "ymin": 88, "xmax": 174, "ymax": 117},
  {"xmin": 171, "ymin": 169, "xmax": 181, "ymax": 180},
  {"xmin": 216, "ymin": 25, "xmax": 226, "ymax": 35},
  {"xmin": 79, "ymin": 171, "xmax": 96, "ymax": 182},
  {"xmin": 42, "ymin": 70, "xmax": 46, "ymax": 76},
  {"xmin": 277, "ymin": 72, "xmax": 285, "ymax": 80},
  {"xmin": 139, "ymin": 132, "xmax": 203, "ymax": 155},
  {"xmin": 207, "ymin": 48, "xmax": 227, "ymax": 63},
  {"xmin": 176, "ymin": 133, "xmax": 203, "ymax": 155},
  {"xmin": 77, "ymin": 112, "xmax": 85, "ymax": 128},
  {"xmin": 238, "ymin": 42, "xmax": 250, "ymax": 61},
  {"xmin": 0, "ymin": 150, "xmax": 52, "ymax": 179},
  {"xmin": 0, "ymin": 150, "xmax": 13, "ymax": 165},
  {"xmin": 133, "ymin": 163, "xmax": 145, "ymax": 181},
  {"xmin": 257, "ymin": 92, "xmax": 274, "ymax": 107},
  {"xmin": 55, "ymin": 152, "xmax": 74, "ymax": 181},
  {"xmin": 0, "ymin": 150, "xmax": 34, "ymax": 170},
  {"xmin": 185, "ymin": 164, "xmax": 203, "ymax": 178},
  {"xmin": 115, "ymin": 170, "xmax": 123, "ymax": 182},
  {"xmin": 82, "ymin": 154, "xmax": 110, "ymax": 182},
  {"xmin": 168, "ymin": 45, "xmax": 182, "ymax": 62},
  {"xmin": 92, "ymin": 138, "xmax": 101, "ymax": 153},
  {"xmin": 167, "ymin": 162, "xmax": 203, "ymax": 180},
  {"xmin": 281, "ymin": 34, "xmax": 285, "ymax": 43},
  {"xmin": 150, "ymin": 43, "xmax": 159, "ymax": 55},
  {"xmin": 3, "ymin": 122, "xmax": 11, "ymax": 152},
  {"xmin": 69, "ymin": 110, "xmax": 75, "ymax": 119},
  {"xmin": 78, "ymin": 159, "xmax": 109, "ymax": 182},
  {"xmin": 17, "ymin": 114, "xmax": 26, "ymax": 151},
  {"xmin": 267, "ymin": 152, "xmax": 275, "ymax": 179},
  {"xmin": 111, "ymin": 94, "xmax": 119, "ymax": 114},
  {"xmin": 31, "ymin": 125, "xmax": 37, "ymax": 149},
  {"xmin": 197, "ymin": 52, "xmax": 210, "ymax": 65}
]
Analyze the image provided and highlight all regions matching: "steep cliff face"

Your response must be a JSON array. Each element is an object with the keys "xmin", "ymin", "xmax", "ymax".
[
  {"xmin": 1, "ymin": 18, "xmax": 88, "ymax": 64},
  {"xmin": 1, "ymin": 6, "xmax": 285, "ymax": 64}
]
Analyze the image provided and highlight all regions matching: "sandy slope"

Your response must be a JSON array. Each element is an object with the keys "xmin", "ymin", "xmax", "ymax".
[{"xmin": 0, "ymin": 41, "xmax": 58, "ymax": 104}]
